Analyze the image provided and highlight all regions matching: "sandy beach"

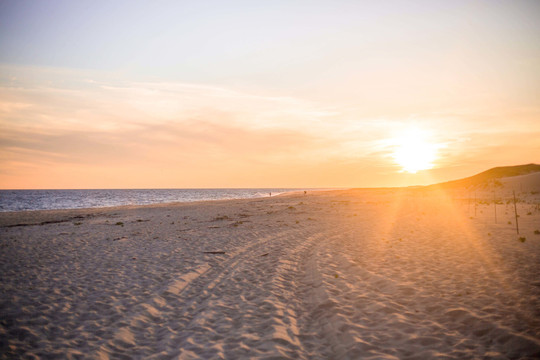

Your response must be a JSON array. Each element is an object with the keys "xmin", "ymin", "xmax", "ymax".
[{"xmin": 1, "ymin": 183, "xmax": 540, "ymax": 359}]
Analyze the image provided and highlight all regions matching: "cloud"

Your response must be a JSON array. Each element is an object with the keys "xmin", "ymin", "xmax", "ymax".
[
  {"xmin": 0, "ymin": 66, "xmax": 371, "ymax": 166},
  {"xmin": 1, "ymin": 64, "xmax": 539, "ymax": 188}
]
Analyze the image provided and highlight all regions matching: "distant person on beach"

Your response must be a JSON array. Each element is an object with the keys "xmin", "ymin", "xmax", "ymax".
[
  {"xmin": 304, "ymin": 191, "xmax": 307, "ymax": 195},
  {"xmin": 269, "ymin": 192, "xmax": 271, "ymax": 197}
]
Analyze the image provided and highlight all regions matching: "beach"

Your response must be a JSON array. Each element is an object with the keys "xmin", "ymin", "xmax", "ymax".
[{"xmin": 1, "ymin": 187, "xmax": 540, "ymax": 359}]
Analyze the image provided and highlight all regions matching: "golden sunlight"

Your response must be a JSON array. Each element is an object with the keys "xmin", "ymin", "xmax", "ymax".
[{"xmin": 392, "ymin": 128, "xmax": 439, "ymax": 173}]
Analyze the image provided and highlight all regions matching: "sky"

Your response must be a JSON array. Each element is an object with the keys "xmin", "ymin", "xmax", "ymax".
[{"xmin": 1, "ymin": 0, "xmax": 539, "ymax": 189}]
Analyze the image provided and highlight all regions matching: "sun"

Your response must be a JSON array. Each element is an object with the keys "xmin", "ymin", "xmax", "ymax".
[{"xmin": 392, "ymin": 128, "xmax": 439, "ymax": 173}]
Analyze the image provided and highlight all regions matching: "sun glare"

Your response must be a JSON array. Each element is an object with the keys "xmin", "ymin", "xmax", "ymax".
[{"xmin": 392, "ymin": 128, "xmax": 439, "ymax": 173}]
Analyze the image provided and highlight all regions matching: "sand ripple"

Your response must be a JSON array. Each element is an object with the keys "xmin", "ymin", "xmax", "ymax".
[{"xmin": 1, "ymin": 190, "xmax": 540, "ymax": 359}]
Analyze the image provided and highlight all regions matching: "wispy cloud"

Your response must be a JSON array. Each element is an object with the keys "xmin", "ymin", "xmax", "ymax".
[{"xmin": 1, "ymin": 65, "xmax": 539, "ymax": 188}]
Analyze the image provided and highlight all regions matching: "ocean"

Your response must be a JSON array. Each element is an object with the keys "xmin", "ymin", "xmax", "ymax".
[{"xmin": 0, "ymin": 188, "xmax": 305, "ymax": 212}]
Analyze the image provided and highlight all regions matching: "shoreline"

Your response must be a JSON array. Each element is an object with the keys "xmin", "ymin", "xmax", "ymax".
[
  {"xmin": 0, "ymin": 188, "xmax": 324, "ymax": 215},
  {"xmin": 0, "ymin": 189, "xmax": 321, "ymax": 227}
]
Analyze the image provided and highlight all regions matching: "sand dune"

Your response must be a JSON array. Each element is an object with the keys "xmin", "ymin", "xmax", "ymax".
[
  {"xmin": 1, "ymin": 187, "xmax": 540, "ymax": 359},
  {"xmin": 500, "ymin": 172, "xmax": 540, "ymax": 193}
]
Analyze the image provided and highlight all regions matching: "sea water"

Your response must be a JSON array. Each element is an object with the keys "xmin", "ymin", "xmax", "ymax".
[{"xmin": 0, "ymin": 188, "xmax": 304, "ymax": 212}]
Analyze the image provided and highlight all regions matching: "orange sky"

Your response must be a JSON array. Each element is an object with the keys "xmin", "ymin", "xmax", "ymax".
[{"xmin": 1, "ymin": 1, "xmax": 539, "ymax": 189}]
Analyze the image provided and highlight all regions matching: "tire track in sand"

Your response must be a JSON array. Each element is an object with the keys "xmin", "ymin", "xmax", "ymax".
[{"xmin": 97, "ymin": 224, "xmax": 323, "ymax": 359}]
